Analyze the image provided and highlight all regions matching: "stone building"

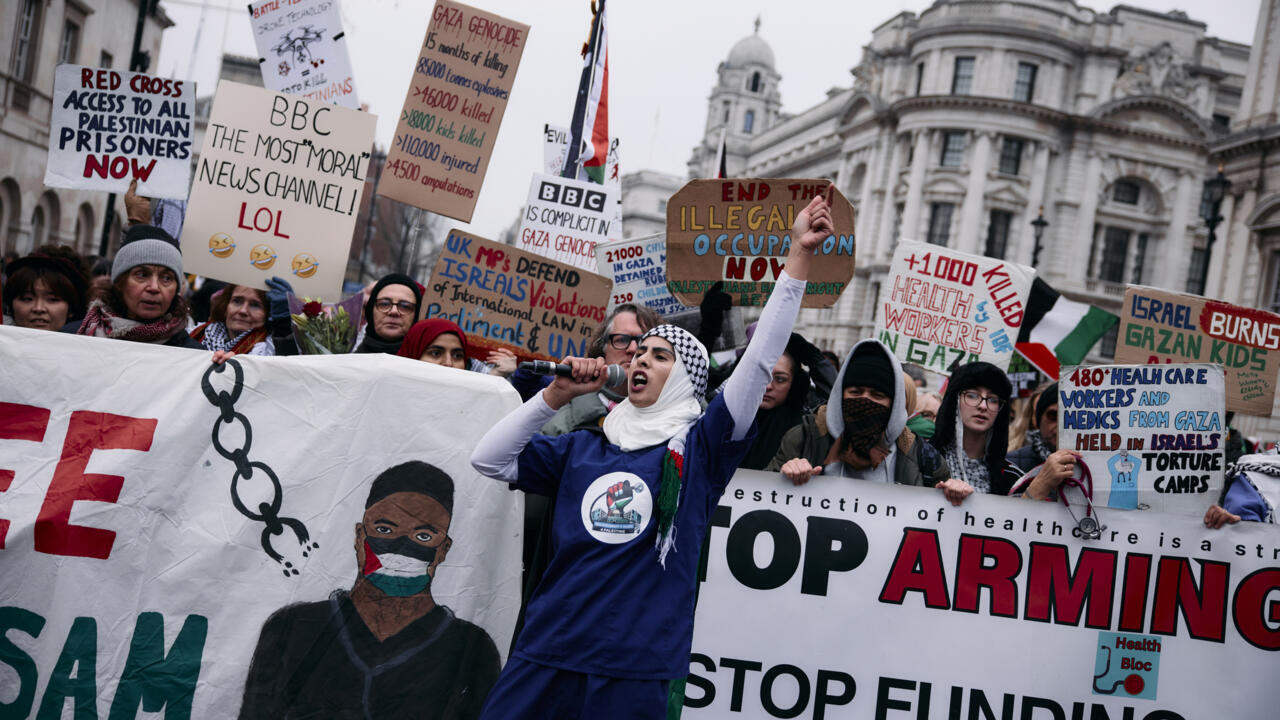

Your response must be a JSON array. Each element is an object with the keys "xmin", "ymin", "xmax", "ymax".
[
  {"xmin": 686, "ymin": 0, "xmax": 1251, "ymax": 367},
  {"xmin": 0, "ymin": 0, "xmax": 172, "ymax": 259}
]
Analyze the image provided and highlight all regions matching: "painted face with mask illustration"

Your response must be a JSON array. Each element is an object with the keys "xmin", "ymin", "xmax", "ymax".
[{"xmin": 355, "ymin": 490, "xmax": 453, "ymax": 598}]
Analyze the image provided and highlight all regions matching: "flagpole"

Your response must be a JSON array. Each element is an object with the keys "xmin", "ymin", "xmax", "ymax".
[{"xmin": 562, "ymin": 0, "xmax": 606, "ymax": 179}]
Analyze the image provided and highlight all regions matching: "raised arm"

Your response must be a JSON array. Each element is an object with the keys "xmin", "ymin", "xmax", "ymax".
[{"xmin": 722, "ymin": 191, "xmax": 833, "ymax": 440}]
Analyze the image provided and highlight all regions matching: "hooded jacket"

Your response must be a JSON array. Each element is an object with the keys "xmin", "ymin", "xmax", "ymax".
[
  {"xmin": 766, "ymin": 339, "xmax": 947, "ymax": 486},
  {"xmin": 930, "ymin": 361, "xmax": 1014, "ymax": 494}
]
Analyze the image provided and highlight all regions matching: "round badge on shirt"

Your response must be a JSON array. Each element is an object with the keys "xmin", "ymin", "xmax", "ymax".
[{"xmin": 580, "ymin": 472, "xmax": 652, "ymax": 544}]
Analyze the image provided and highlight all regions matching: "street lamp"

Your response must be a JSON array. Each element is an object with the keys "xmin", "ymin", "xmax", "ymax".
[
  {"xmin": 1030, "ymin": 206, "xmax": 1049, "ymax": 267},
  {"xmin": 1197, "ymin": 163, "xmax": 1231, "ymax": 296}
]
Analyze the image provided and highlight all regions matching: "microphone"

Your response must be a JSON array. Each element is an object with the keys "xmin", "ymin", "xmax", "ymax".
[{"xmin": 519, "ymin": 361, "xmax": 625, "ymax": 386}]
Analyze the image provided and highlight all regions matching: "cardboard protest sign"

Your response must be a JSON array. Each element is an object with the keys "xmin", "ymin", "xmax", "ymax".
[
  {"xmin": 1058, "ymin": 363, "xmax": 1226, "ymax": 516},
  {"xmin": 44, "ymin": 64, "xmax": 194, "ymax": 199},
  {"xmin": 665, "ymin": 179, "xmax": 855, "ymax": 308},
  {"xmin": 593, "ymin": 234, "xmax": 683, "ymax": 317},
  {"xmin": 877, "ymin": 240, "xmax": 1034, "ymax": 374},
  {"xmin": 687, "ymin": 471, "xmax": 1278, "ymax": 719},
  {"xmin": 248, "ymin": 0, "xmax": 359, "ymax": 109},
  {"xmin": 182, "ymin": 80, "xmax": 376, "ymax": 301},
  {"xmin": 0, "ymin": 326, "xmax": 522, "ymax": 717},
  {"xmin": 379, "ymin": 0, "xmax": 528, "ymax": 222},
  {"xmin": 423, "ymin": 229, "xmax": 611, "ymax": 362},
  {"xmin": 515, "ymin": 172, "xmax": 621, "ymax": 271},
  {"xmin": 1114, "ymin": 285, "xmax": 1280, "ymax": 415}
]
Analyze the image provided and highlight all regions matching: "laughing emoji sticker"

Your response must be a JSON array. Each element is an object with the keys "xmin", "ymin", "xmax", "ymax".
[
  {"xmin": 291, "ymin": 253, "xmax": 319, "ymax": 278},
  {"xmin": 209, "ymin": 233, "xmax": 235, "ymax": 258},
  {"xmin": 249, "ymin": 244, "xmax": 277, "ymax": 270}
]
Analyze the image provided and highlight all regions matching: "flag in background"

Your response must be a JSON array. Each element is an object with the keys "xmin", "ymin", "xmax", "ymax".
[
  {"xmin": 563, "ymin": 0, "xmax": 608, "ymax": 184},
  {"xmin": 1015, "ymin": 277, "xmax": 1119, "ymax": 379}
]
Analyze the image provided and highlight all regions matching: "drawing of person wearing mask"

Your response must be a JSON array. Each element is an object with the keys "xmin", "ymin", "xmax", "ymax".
[{"xmin": 1107, "ymin": 449, "xmax": 1139, "ymax": 510}]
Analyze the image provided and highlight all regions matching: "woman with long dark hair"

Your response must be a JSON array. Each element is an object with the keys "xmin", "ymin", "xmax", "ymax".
[{"xmin": 930, "ymin": 361, "xmax": 1014, "ymax": 496}]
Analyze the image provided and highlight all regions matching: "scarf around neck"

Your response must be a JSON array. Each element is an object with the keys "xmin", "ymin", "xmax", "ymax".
[
  {"xmin": 193, "ymin": 321, "xmax": 270, "ymax": 354},
  {"xmin": 77, "ymin": 298, "xmax": 186, "ymax": 344}
]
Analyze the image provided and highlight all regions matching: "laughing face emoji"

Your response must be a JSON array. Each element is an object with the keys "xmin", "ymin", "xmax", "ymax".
[
  {"xmin": 291, "ymin": 253, "xmax": 319, "ymax": 278},
  {"xmin": 249, "ymin": 244, "xmax": 277, "ymax": 270},
  {"xmin": 209, "ymin": 233, "xmax": 235, "ymax": 258}
]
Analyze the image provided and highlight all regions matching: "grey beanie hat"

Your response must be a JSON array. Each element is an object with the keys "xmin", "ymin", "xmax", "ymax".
[{"xmin": 112, "ymin": 225, "xmax": 183, "ymax": 282}]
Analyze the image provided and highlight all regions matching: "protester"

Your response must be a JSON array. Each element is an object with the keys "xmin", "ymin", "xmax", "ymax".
[
  {"xmin": 1004, "ymin": 381, "xmax": 1086, "ymax": 501},
  {"xmin": 929, "ymin": 361, "xmax": 1014, "ymax": 495},
  {"xmin": 1205, "ymin": 450, "xmax": 1279, "ymax": 528},
  {"xmin": 767, "ymin": 340, "xmax": 952, "ymax": 497},
  {"xmin": 904, "ymin": 363, "xmax": 927, "ymax": 389},
  {"xmin": 906, "ymin": 390, "xmax": 942, "ymax": 440},
  {"xmin": 739, "ymin": 334, "xmax": 817, "ymax": 470},
  {"xmin": 397, "ymin": 318, "xmax": 517, "ymax": 376},
  {"xmin": 470, "ymin": 193, "xmax": 832, "ymax": 719},
  {"xmin": 3, "ymin": 246, "xmax": 89, "ymax": 330},
  {"xmin": 64, "ymin": 225, "xmax": 201, "ymax": 349},
  {"xmin": 356, "ymin": 273, "xmax": 422, "ymax": 354},
  {"xmin": 190, "ymin": 285, "xmax": 276, "ymax": 355}
]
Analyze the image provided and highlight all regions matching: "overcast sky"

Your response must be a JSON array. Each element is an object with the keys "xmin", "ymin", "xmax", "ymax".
[{"xmin": 157, "ymin": 0, "xmax": 1261, "ymax": 243}]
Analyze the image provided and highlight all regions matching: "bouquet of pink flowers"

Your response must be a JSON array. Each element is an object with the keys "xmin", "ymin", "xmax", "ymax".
[{"xmin": 288, "ymin": 292, "xmax": 364, "ymax": 354}]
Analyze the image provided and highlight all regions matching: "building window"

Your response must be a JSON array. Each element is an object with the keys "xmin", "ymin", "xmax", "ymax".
[
  {"xmin": 1013, "ymin": 62, "xmax": 1037, "ymax": 102},
  {"xmin": 870, "ymin": 281, "xmax": 881, "ymax": 321},
  {"xmin": 1099, "ymin": 323, "xmax": 1120, "ymax": 359},
  {"xmin": 985, "ymin": 210, "xmax": 1013, "ymax": 259},
  {"xmin": 998, "ymin": 137, "xmax": 1023, "ymax": 175},
  {"xmin": 722, "ymin": 101, "xmax": 731, "ymax": 124},
  {"xmin": 100, "ymin": 51, "xmax": 114, "ymax": 69},
  {"xmin": 1212, "ymin": 114, "xmax": 1231, "ymax": 134},
  {"xmin": 30, "ymin": 206, "xmax": 46, "ymax": 249},
  {"xmin": 1131, "ymin": 234, "xmax": 1148, "ymax": 284},
  {"xmin": 749, "ymin": 72, "xmax": 761, "ymax": 93},
  {"xmin": 1113, "ymin": 180, "xmax": 1140, "ymax": 205},
  {"xmin": 743, "ymin": 110, "xmax": 755, "ymax": 134},
  {"xmin": 951, "ymin": 57, "xmax": 974, "ymax": 95},
  {"xmin": 927, "ymin": 203, "xmax": 954, "ymax": 246},
  {"xmin": 59, "ymin": 20, "xmax": 81, "ymax": 65},
  {"xmin": 892, "ymin": 203, "xmax": 904, "ymax": 242},
  {"xmin": 12, "ymin": 0, "xmax": 44, "ymax": 83},
  {"xmin": 1099, "ymin": 227, "xmax": 1131, "ymax": 282},
  {"xmin": 1267, "ymin": 251, "xmax": 1280, "ymax": 314},
  {"xmin": 657, "ymin": 199, "xmax": 667, "ymax": 213},
  {"xmin": 915, "ymin": 62, "xmax": 924, "ymax": 95},
  {"xmin": 940, "ymin": 132, "xmax": 966, "ymax": 167},
  {"xmin": 1185, "ymin": 246, "xmax": 1207, "ymax": 295}
]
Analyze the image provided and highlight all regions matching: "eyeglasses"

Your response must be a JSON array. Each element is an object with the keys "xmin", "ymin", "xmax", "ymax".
[
  {"xmin": 607, "ymin": 333, "xmax": 643, "ymax": 350},
  {"xmin": 374, "ymin": 298, "xmax": 416, "ymax": 314},
  {"xmin": 961, "ymin": 391, "xmax": 1004, "ymax": 410}
]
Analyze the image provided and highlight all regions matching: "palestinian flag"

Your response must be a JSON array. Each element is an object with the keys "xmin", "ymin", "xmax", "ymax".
[
  {"xmin": 1015, "ymin": 277, "xmax": 1118, "ymax": 379},
  {"xmin": 577, "ymin": 2, "xmax": 609, "ymax": 184}
]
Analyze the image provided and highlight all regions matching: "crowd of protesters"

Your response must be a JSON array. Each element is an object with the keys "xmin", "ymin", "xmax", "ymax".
[{"xmin": 2, "ymin": 186, "xmax": 1275, "ymax": 720}]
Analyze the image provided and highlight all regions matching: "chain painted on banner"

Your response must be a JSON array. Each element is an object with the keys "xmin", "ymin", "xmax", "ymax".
[{"xmin": 202, "ymin": 359, "xmax": 318, "ymax": 577}]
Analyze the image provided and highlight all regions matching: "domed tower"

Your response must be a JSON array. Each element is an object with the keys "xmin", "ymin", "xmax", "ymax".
[{"xmin": 688, "ymin": 18, "xmax": 782, "ymax": 178}]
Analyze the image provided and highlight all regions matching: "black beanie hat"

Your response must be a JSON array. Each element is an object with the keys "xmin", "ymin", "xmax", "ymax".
[
  {"xmin": 1035, "ymin": 382, "xmax": 1059, "ymax": 427},
  {"xmin": 364, "ymin": 273, "xmax": 423, "ymax": 329},
  {"xmin": 842, "ymin": 343, "xmax": 895, "ymax": 397},
  {"xmin": 365, "ymin": 461, "xmax": 454, "ymax": 515}
]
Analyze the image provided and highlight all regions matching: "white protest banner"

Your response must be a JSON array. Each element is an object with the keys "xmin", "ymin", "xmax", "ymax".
[
  {"xmin": 248, "ymin": 0, "xmax": 359, "ymax": 109},
  {"xmin": 687, "ymin": 471, "xmax": 1278, "ymax": 719},
  {"xmin": 516, "ymin": 172, "xmax": 620, "ymax": 272},
  {"xmin": 182, "ymin": 80, "xmax": 376, "ymax": 301},
  {"xmin": 878, "ymin": 240, "xmax": 1034, "ymax": 374},
  {"xmin": 1058, "ymin": 363, "xmax": 1227, "ymax": 517},
  {"xmin": 594, "ymin": 234, "xmax": 683, "ymax": 317},
  {"xmin": 542, "ymin": 123, "xmax": 619, "ymax": 188},
  {"xmin": 44, "ymin": 64, "xmax": 194, "ymax": 199},
  {"xmin": 0, "ymin": 326, "xmax": 522, "ymax": 718},
  {"xmin": 379, "ymin": 0, "xmax": 529, "ymax": 222}
]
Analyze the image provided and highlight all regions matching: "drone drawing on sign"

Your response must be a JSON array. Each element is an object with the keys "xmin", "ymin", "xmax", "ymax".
[{"xmin": 272, "ymin": 25, "xmax": 327, "ymax": 71}]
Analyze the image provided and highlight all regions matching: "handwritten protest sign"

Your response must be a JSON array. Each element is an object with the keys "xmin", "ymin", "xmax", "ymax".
[
  {"xmin": 1058, "ymin": 363, "xmax": 1226, "ymax": 516},
  {"xmin": 594, "ymin": 234, "xmax": 682, "ymax": 316},
  {"xmin": 515, "ymin": 172, "xmax": 621, "ymax": 271},
  {"xmin": 181, "ymin": 80, "xmax": 375, "ymax": 301},
  {"xmin": 877, "ymin": 240, "xmax": 1034, "ymax": 374},
  {"xmin": 1114, "ymin": 286, "xmax": 1280, "ymax": 416},
  {"xmin": 248, "ymin": 0, "xmax": 359, "ymax": 109},
  {"xmin": 687, "ymin": 471, "xmax": 1278, "ymax": 719},
  {"xmin": 423, "ymin": 229, "xmax": 611, "ymax": 362},
  {"xmin": 0, "ymin": 326, "xmax": 522, "ymax": 718},
  {"xmin": 665, "ymin": 179, "xmax": 855, "ymax": 308},
  {"xmin": 379, "ymin": 0, "xmax": 528, "ymax": 222},
  {"xmin": 44, "ymin": 64, "xmax": 194, "ymax": 199}
]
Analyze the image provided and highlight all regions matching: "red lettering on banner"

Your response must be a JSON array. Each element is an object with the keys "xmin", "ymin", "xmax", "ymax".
[
  {"xmin": 1024, "ymin": 543, "xmax": 1116, "ymax": 628},
  {"xmin": 953, "ymin": 534, "xmax": 1021, "ymax": 617},
  {"xmin": 1117, "ymin": 553, "xmax": 1153, "ymax": 632},
  {"xmin": 34, "ymin": 410, "xmax": 157, "ymax": 560},
  {"xmin": 879, "ymin": 528, "xmax": 951, "ymax": 609},
  {"xmin": 1233, "ymin": 568, "xmax": 1280, "ymax": 651},
  {"xmin": 0, "ymin": 403, "xmax": 52, "ymax": 549},
  {"xmin": 1149, "ymin": 556, "xmax": 1229, "ymax": 642}
]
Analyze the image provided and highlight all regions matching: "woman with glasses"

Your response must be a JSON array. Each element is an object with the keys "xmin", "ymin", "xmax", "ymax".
[
  {"xmin": 930, "ymin": 361, "xmax": 1015, "ymax": 496},
  {"xmin": 356, "ymin": 273, "xmax": 422, "ymax": 354}
]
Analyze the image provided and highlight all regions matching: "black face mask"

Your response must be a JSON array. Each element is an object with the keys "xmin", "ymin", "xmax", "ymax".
[
  {"xmin": 841, "ymin": 396, "xmax": 892, "ymax": 455},
  {"xmin": 364, "ymin": 533, "xmax": 438, "ymax": 563}
]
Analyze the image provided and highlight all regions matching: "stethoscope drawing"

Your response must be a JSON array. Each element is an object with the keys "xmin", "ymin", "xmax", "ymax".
[{"xmin": 1092, "ymin": 646, "xmax": 1125, "ymax": 694}]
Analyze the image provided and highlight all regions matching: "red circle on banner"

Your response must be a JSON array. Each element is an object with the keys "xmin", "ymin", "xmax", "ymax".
[{"xmin": 1123, "ymin": 674, "xmax": 1144, "ymax": 695}]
